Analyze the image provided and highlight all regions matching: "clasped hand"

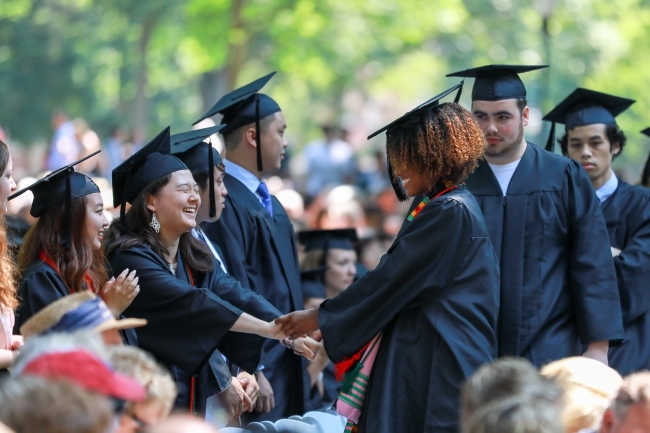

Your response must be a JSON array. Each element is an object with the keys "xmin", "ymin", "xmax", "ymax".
[{"xmin": 264, "ymin": 316, "xmax": 321, "ymax": 360}]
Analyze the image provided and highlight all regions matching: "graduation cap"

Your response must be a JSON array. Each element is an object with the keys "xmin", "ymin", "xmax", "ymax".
[
  {"xmin": 298, "ymin": 228, "xmax": 358, "ymax": 268},
  {"xmin": 367, "ymin": 82, "xmax": 464, "ymax": 201},
  {"xmin": 641, "ymin": 128, "xmax": 650, "ymax": 188},
  {"xmin": 112, "ymin": 127, "xmax": 187, "ymax": 228},
  {"xmin": 446, "ymin": 64, "xmax": 547, "ymax": 102},
  {"xmin": 193, "ymin": 72, "xmax": 281, "ymax": 172},
  {"xmin": 300, "ymin": 267, "xmax": 327, "ymax": 299},
  {"xmin": 8, "ymin": 151, "xmax": 101, "ymax": 246},
  {"xmin": 170, "ymin": 125, "xmax": 226, "ymax": 218},
  {"xmin": 542, "ymin": 88, "xmax": 635, "ymax": 152}
]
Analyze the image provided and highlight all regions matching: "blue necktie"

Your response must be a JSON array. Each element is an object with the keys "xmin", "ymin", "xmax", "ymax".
[{"xmin": 256, "ymin": 181, "xmax": 273, "ymax": 217}]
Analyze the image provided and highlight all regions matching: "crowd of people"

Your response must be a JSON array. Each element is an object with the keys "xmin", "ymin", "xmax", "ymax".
[{"xmin": 0, "ymin": 63, "xmax": 650, "ymax": 433}]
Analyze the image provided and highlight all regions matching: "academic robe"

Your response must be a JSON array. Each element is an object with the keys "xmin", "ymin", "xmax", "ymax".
[
  {"xmin": 464, "ymin": 142, "xmax": 624, "ymax": 366},
  {"xmin": 319, "ymin": 187, "xmax": 500, "ymax": 433},
  {"xmin": 202, "ymin": 174, "xmax": 307, "ymax": 421},
  {"xmin": 601, "ymin": 180, "xmax": 650, "ymax": 375},
  {"xmin": 15, "ymin": 260, "xmax": 138, "ymax": 345},
  {"xmin": 107, "ymin": 243, "xmax": 275, "ymax": 414}
]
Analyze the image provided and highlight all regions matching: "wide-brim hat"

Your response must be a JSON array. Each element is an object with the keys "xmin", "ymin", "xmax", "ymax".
[{"xmin": 20, "ymin": 291, "xmax": 147, "ymax": 338}]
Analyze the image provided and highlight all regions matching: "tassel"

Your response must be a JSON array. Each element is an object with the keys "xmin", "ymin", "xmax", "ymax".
[
  {"xmin": 545, "ymin": 122, "xmax": 556, "ymax": 152},
  {"xmin": 453, "ymin": 79, "xmax": 464, "ymax": 103},
  {"xmin": 340, "ymin": 361, "xmax": 364, "ymax": 394},
  {"xmin": 334, "ymin": 341, "xmax": 371, "ymax": 381}
]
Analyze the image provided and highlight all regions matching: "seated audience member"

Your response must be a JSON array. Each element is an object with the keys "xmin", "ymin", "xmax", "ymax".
[
  {"xmin": 11, "ymin": 332, "xmax": 145, "ymax": 406},
  {"xmin": 0, "ymin": 375, "xmax": 114, "ymax": 433},
  {"xmin": 597, "ymin": 371, "xmax": 650, "ymax": 433},
  {"xmin": 541, "ymin": 356, "xmax": 622, "ymax": 433},
  {"xmin": 461, "ymin": 357, "xmax": 561, "ymax": 432},
  {"xmin": 467, "ymin": 396, "xmax": 563, "ymax": 433},
  {"xmin": 298, "ymin": 229, "xmax": 358, "ymax": 409},
  {"xmin": 108, "ymin": 345, "xmax": 177, "ymax": 433},
  {"xmin": 0, "ymin": 139, "xmax": 21, "ymax": 373},
  {"xmin": 19, "ymin": 291, "xmax": 146, "ymax": 345}
]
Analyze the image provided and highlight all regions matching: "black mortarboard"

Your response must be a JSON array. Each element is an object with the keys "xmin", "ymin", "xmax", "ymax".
[
  {"xmin": 641, "ymin": 128, "xmax": 650, "ymax": 188},
  {"xmin": 9, "ymin": 151, "xmax": 101, "ymax": 245},
  {"xmin": 112, "ymin": 127, "xmax": 187, "ymax": 228},
  {"xmin": 446, "ymin": 64, "xmax": 547, "ymax": 102},
  {"xmin": 367, "ymin": 82, "xmax": 464, "ymax": 201},
  {"xmin": 298, "ymin": 228, "xmax": 358, "ymax": 268},
  {"xmin": 300, "ymin": 267, "xmax": 327, "ymax": 299},
  {"xmin": 542, "ymin": 88, "xmax": 635, "ymax": 152},
  {"xmin": 192, "ymin": 72, "xmax": 281, "ymax": 172},
  {"xmin": 170, "ymin": 126, "xmax": 226, "ymax": 218}
]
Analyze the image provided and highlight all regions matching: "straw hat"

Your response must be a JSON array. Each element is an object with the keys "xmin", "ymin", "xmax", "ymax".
[{"xmin": 20, "ymin": 291, "xmax": 146, "ymax": 338}]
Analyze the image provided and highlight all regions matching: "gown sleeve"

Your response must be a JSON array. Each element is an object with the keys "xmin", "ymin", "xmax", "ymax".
[
  {"xmin": 14, "ymin": 266, "xmax": 69, "ymax": 333},
  {"xmin": 108, "ymin": 245, "xmax": 243, "ymax": 375},
  {"xmin": 565, "ymin": 163, "xmax": 624, "ymax": 345},
  {"xmin": 613, "ymin": 190, "xmax": 650, "ymax": 325},
  {"xmin": 318, "ymin": 196, "xmax": 473, "ymax": 362},
  {"xmin": 204, "ymin": 265, "xmax": 282, "ymax": 372}
]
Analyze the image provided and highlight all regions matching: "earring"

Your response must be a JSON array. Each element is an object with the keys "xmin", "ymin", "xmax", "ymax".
[{"xmin": 150, "ymin": 213, "xmax": 161, "ymax": 233}]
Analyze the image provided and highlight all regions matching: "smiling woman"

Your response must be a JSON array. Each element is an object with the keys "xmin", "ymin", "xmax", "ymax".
[
  {"xmin": 13, "ymin": 153, "xmax": 140, "ymax": 343},
  {"xmin": 103, "ymin": 127, "xmax": 317, "ymax": 417}
]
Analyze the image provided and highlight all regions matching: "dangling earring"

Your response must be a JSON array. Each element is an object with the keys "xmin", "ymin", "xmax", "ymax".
[{"xmin": 150, "ymin": 213, "xmax": 161, "ymax": 233}]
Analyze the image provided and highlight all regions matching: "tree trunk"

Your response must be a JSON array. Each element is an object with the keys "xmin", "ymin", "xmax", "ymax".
[{"xmin": 133, "ymin": 15, "xmax": 157, "ymax": 144}]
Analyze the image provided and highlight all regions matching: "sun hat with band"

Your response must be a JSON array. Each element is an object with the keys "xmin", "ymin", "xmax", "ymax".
[{"xmin": 20, "ymin": 291, "xmax": 147, "ymax": 338}]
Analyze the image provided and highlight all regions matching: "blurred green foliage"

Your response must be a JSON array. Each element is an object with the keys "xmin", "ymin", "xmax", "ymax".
[{"xmin": 1, "ymin": 0, "xmax": 649, "ymax": 177}]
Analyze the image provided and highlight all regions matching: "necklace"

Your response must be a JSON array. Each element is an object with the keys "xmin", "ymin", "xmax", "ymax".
[{"xmin": 407, "ymin": 184, "xmax": 463, "ymax": 221}]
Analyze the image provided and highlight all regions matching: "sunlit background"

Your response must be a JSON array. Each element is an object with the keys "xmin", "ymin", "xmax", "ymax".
[{"xmin": 1, "ymin": 0, "xmax": 649, "ymax": 182}]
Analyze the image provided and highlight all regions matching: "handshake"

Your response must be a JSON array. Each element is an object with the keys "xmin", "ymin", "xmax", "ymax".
[{"xmin": 265, "ymin": 308, "xmax": 323, "ymax": 360}]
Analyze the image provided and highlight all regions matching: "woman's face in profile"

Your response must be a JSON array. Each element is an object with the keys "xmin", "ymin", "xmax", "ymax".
[
  {"xmin": 325, "ymin": 248, "xmax": 357, "ymax": 296},
  {"xmin": 147, "ymin": 170, "xmax": 201, "ymax": 239},
  {"xmin": 0, "ymin": 155, "xmax": 17, "ymax": 217},
  {"xmin": 393, "ymin": 162, "xmax": 432, "ymax": 197},
  {"xmin": 84, "ymin": 192, "xmax": 108, "ymax": 251}
]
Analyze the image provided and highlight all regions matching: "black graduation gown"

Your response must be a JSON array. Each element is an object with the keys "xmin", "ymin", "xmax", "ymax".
[
  {"xmin": 318, "ymin": 187, "xmax": 500, "ymax": 433},
  {"xmin": 15, "ymin": 259, "xmax": 138, "ymax": 345},
  {"xmin": 202, "ymin": 174, "xmax": 306, "ymax": 421},
  {"xmin": 601, "ymin": 180, "xmax": 650, "ymax": 375},
  {"xmin": 465, "ymin": 143, "xmax": 624, "ymax": 365},
  {"xmin": 107, "ymin": 243, "xmax": 270, "ymax": 414}
]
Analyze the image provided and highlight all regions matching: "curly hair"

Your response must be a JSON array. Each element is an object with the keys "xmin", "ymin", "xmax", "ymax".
[
  {"xmin": 386, "ymin": 102, "xmax": 486, "ymax": 188},
  {"xmin": 559, "ymin": 124, "xmax": 627, "ymax": 160},
  {"xmin": 0, "ymin": 140, "xmax": 17, "ymax": 310}
]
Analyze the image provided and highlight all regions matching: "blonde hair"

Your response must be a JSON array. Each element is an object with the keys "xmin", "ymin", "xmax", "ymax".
[
  {"xmin": 541, "ymin": 356, "xmax": 622, "ymax": 433},
  {"xmin": 108, "ymin": 345, "xmax": 177, "ymax": 416},
  {"xmin": 610, "ymin": 371, "xmax": 650, "ymax": 420}
]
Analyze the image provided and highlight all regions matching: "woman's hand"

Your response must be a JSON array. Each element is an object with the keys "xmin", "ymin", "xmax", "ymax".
[
  {"xmin": 237, "ymin": 372, "xmax": 260, "ymax": 408},
  {"xmin": 100, "ymin": 268, "xmax": 139, "ymax": 317},
  {"xmin": 290, "ymin": 336, "xmax": 322, "ymax": 360},
  {"xmin": 275, "ymin": 309, "xmax": 320, "ymax": 339},
  {"xmin": 11, "ymin": 335, "xmax": 24, "ymax": 351}
]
